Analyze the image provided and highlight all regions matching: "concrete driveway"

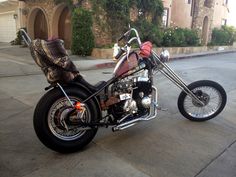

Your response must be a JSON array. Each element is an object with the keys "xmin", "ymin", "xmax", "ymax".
[{"xmin": 0, "ymin": 51, "xmax": 236, "ymax": 177}]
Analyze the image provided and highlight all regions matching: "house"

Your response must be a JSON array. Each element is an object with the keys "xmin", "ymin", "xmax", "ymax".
[
  {"xmin": 0, "ymin": 0, "xmax": 19, "ymax": 42},
  {"xmin": 0, "ymin": 0, "xmax": 230, "ymax": 45},
  {"xmin": 162, "ymin": 0, "xmax": 229, "ymax": 44}
]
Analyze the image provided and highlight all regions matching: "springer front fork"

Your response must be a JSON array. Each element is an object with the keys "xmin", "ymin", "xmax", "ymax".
[{"xmin": 152, "ymin": 52, "xmax": 204, "ymax": 106}]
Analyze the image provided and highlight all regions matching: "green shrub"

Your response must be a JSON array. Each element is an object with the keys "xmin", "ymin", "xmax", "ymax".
[
  {"xmin": 211, "ymin": 26, "xmax": 236, "ymax": 46},
  {"xmin": 92, "ymin": 0, "xmax": 164, "ymax": 42},
  {"xmin": 11, "ymin": 28, "xmax": 26, "ymax": 45},
  {"xmin": 162, "ymin": 28, "xmax": 199, "ymax": 47},
  {"xmin": 184, "ymin": 28, "xmax": 200, "ymax": 46},
  {"xmin": 104, "ymin": 0, "xmax": 130, "ymax": 41},
  {"xmin": 132, "ymin": 18, "xmax": 163, "ymax": 47},
  {"xmin": 129, "ymin": 0, "xmax": 164, "ymax": 24},
  {"xmin": 71, "ymin": 8, "xmax": 95, "ymax": 56}
]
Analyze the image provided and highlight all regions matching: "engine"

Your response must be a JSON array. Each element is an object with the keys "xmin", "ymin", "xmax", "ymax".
[{"xmin": 109, "ymin": 70, "xmax": 153, "ymax": 118}]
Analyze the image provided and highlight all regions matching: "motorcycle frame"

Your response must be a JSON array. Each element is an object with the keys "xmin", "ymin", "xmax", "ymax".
[
  {"xmin": 57, "ymin": 50, "xmax": 204, "ymax": 124},
  {"xmin": 80, "ymin": 51, "xmax": 204, "ymax": 107}
]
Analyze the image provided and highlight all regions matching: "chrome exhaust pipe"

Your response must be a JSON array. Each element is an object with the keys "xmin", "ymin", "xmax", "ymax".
[{"xmin": 112, "ymin": 86, "xmax": 158, "ymax": 131}]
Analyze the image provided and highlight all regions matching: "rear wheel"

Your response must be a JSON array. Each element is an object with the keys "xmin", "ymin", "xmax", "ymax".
[
  {"xmin": 178, "ymin": 80, "xmax": 227, "ymax": 122},
  {"xmin": 34, "ymin": 87, "xmax": 98, "ymax": 153}
]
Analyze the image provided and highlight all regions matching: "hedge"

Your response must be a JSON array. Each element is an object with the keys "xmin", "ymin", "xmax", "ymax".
[{"xmin": 71, "ymin": 8, "xmax": 95, "ymax": 56}]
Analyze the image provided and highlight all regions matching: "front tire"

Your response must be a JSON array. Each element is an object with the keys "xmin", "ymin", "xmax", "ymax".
[
  {"xmin": 178, "ymin": 80, "xmax": 227, "ymax": 122},
  {"xmin": 33, "ymin": 87, "xmax": 98, "ymax": 153}
]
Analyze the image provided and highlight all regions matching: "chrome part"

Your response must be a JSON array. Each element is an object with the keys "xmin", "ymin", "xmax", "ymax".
[
  {"xmin": 20, "ymin": 28, "xmax": 32, "ymax": 46},
  {"xmin": 183, "ymin": 86, "xmax": 223, "ymax": 119},
  {"xmin": 77, "ymin": 107, "xmax": 86, "ymax": 120},
  {"xmin": 123, "ymin": 99, "xmax": 138, "ymax": 114},
  {"xmin": 57, "ymin": 83, "xmax": 74, "ymax": 107},
  {"xmin": 59, "ymin": 108, "xmax": 73, "ymax": 131},
  {"xmin": 48, "ymin": 97, "xmax": 91, "ymax": 141},
  {"xmin": 115, "ymin": 123, "xmax": 136, "ymax": 131},
  {"xmin": 160, "ymin": 49, "xmax": 170, "ymax": 62},
  {"xmin": 130, "ymin": 28, "xmax": 142, "ymax": 46},
  {"xmin": 118, "ymin": 114, "xmax": 131, "ymax": 124},
  {"xmin": 152, "ymin": 51, "xmax": 204, "ymax": 106},
  {"xmin": 136, "ymin": 77, "xmax": 149, "ymax": 82},
  {"xmin": 141, "ymin": 96, "xmax": 152, "ymax": 108},
  {"xmin": 113, "ymin": 86, "xmax": 158, "ymax": 131},
  {"xmin": 120, "ymin": 93, "xmax": 132, "ymax": 101},
  {"xmin": 139, "ymin": 92, "xmax": 144, "ymax": 98}
]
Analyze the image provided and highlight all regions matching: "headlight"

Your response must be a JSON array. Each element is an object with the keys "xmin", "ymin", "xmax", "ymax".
[{"xmin": 160, "ymin": 49, "xmax": 170, "ymax": 63}]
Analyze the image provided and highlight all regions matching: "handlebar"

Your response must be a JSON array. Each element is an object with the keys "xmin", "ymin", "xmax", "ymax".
[
  {"xmin": 114, "ymin": 28, "xmax": 142, "ymax": 60},
  {"xmin": 118, "ymin": 28, "xmax": 142, "ymax": 47},
  {"xmin": 19, "ymin": 28, "xmax": 32, "ymax": 47}
]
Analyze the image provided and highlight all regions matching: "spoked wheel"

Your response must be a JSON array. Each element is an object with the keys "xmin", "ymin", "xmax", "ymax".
[
  {"xmin": 48, "ymin": 96, "xmax": 90, "ymax": 141},
  {"xmin": 178, "ymin": 80, "xmax": 227, "ymax": 121},
  {"xmin": 34, "ymin": 87, "xmax": 98, "ymax": 153}
]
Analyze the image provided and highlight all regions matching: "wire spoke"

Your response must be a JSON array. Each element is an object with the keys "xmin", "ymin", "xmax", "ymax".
[{"xmin": 183, "ymin": 86, "xmax": 222, "ymax": 119}]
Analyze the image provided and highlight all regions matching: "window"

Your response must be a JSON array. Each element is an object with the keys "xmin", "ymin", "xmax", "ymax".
[
  {"xmin": 204, "ymin": 0, "xmax": 212, "ymax": 8},
  {"xmin": 223, "ymin": 0, "xmax": 228, "ymax": 5},
  {"xmin": 222, "ymin": 19, "xmax": 227, "ymax": 26},
  {"xmin": 162, "ymin": 8, "xmax": 169, "ymax": 27}
]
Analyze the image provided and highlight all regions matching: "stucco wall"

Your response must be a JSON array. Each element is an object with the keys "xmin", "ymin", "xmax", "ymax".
[
  {"xmin": 212, "ymin": 0, "xmax": 229, "ymax": 28},
  {"xmin": 170, "ymin": 0, "xmax": 193, "ymax": 28}
]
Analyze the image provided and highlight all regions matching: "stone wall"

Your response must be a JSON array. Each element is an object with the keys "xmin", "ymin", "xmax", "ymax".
[
  {"xmin": 23, "ymin": 0, "xmax": 58, "ymax": 38},
  {"xmin": 21, "ymin": 0, "xmax": 112, "ymax": 47},
  {"xmin": 192, "ymin": 0, "xmax": 215, "ymax": 44},
  {"xmin": 91, "ymin": 45, "xmax": 236, "ymax": 59}
]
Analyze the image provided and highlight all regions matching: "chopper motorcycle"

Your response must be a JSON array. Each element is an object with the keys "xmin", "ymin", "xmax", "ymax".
[{"xmin": 20, "ymin": 28, "xmax": 227, "ymax": 153}]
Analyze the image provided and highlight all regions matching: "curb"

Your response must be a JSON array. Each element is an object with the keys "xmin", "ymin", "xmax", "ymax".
[{"xmin": 170, "ymin": 50, "xmax": 236, "ymax": 60}]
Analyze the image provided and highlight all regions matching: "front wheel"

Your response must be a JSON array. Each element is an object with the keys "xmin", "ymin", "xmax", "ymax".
[{"xmin": 178, "ymin": 80, "xmax": 227, "ymax": 122}]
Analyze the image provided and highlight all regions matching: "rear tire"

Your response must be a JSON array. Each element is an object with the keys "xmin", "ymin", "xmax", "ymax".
[
  {"xmin": 178, "ymin": 80, "xmax": 227, "ymax": 122},
  {"xmin": 33, "ymin": 87, "xmax": 98, "ymax": 153}
]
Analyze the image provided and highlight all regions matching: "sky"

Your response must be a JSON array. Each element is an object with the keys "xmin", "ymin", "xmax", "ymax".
[{"xmin": 228, "ymin": 0, "xmax": 236, "ymax": 27}]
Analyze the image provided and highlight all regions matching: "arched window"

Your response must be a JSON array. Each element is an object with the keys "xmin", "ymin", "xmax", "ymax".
[{"xmin": 204, "ymin": 0, "xmax": 212, "ymax": 8}]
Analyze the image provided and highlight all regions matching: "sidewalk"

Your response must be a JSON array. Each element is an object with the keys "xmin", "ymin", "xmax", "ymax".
[{"xmin": 0, "ymin": 44, "xmax": 236, "ymax": 71}]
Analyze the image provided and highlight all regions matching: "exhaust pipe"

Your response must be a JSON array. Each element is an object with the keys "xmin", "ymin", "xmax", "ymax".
[{"xmin": 112, "ymin": 86, "xmax": 158, "ymax": 131}]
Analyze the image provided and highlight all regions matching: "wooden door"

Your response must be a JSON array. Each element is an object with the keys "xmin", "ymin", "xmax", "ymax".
[
  {"xmin": 59, "ymin": 7, "xmax": 72, "ymax": 49},
  {"xmin": 34, "ymin": 10, "xmax": 48, "ymax": 40}
]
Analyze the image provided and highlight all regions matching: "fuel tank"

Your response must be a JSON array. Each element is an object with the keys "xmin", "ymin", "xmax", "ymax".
[{"xmin": 113, "ymin": 52, "xmax": 139, "ymax": 77}]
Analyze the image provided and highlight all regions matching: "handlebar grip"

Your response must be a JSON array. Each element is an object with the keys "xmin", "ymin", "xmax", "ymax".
[{"xmin": 115, "ymin": 48, "xmax": 125, "ymax": 60}]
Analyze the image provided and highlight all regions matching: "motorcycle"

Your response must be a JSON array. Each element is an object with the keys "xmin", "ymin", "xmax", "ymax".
[{"xmin": 20, "ymin": 28, "xmax": 227, "ymax": 153}]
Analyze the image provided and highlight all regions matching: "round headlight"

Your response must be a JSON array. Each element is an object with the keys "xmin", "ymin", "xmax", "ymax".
[{"xmin": 160, "ymin": 49, "xmax": 170, "ymax": 63}]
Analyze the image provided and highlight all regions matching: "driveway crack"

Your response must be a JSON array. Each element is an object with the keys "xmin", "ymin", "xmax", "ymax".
[{"xmin": 194, "ymin": 139, "xmax": 236, "ymax": 177}]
